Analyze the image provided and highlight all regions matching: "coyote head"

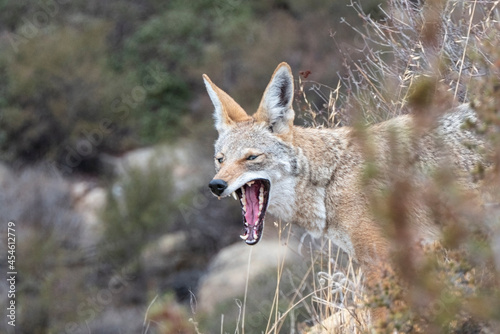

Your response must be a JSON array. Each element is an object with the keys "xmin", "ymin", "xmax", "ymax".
[{"xmin": 203, "ymin": 63, "xmax": 298, "ymax": 245}]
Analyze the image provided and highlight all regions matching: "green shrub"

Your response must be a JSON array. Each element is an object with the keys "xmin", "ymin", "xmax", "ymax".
[
  {"xmin": 0, "ymin": 22, "xmax": 135, "ymax": 173},
  {"xmin": 0, "ymin": 168, "xmax": 88, "ymax": 333},
  {"xmin": 100, "ymin": 161, "xmax": 177, "ymax": 267},
  {"xmin": 121, "ymin": 3, "xmax": 215, "ymax": 143}
]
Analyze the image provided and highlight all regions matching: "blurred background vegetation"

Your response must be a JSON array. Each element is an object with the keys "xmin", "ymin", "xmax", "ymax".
[
  {"xmin": 0, "ymin": 0, "xmax": 378, "ymax": 174},
  {"xmin": 0, "ymin": 0, "xmax": 384, "ymax": 332},
  {"xmin": 0, "ymin": 0, "xmax": 499, "ymax": 333}
]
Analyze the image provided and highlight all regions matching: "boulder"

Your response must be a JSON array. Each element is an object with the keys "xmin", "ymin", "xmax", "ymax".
[
  {"xmin": 103, "ymin": 140, "xmax": 213, "ymax": 197},
  {"xmin": 71, "ymin": 181, "xmax": 107, "ymax": 247},
  {"xmin": 141, "ymin": 231, "xmax": 191, "ymax": 273},
  {"xmin": 197, "ymin": 239, "xmax": 301, "ymax": 312}
]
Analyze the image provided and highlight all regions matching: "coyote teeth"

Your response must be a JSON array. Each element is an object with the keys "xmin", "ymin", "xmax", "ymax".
[
  {"xmin": 258, "ymin": 186, "xmax": 264, "ymax": 211},
  {"xmin": 247, "ymin": 181, "xmax": 255, "ymax": 186},
  {"xmin": 231, "ymin": 192, "xmax": 238, "ymax": 200},
  {"xmin": 241, "ymin": 188, "xmax": 246, "ymax": 208},
  {"xmin": 240, "ymin": 234, "xmax": 248, "ymax": 240}
]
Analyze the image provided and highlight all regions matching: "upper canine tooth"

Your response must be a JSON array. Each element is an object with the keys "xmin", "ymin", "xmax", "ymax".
[
  {"xmin": 259, "ymin": 186, "xmax": 264, "ymax": 207},
  {"xmin": 232, "ymin": 192, "xmax": 238, "ymax": 200},
  {"xmin": 247, "ymin": 181, "xmax": 254, "ymax": 186}
]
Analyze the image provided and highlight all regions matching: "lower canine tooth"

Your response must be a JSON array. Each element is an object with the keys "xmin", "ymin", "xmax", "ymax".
[{"xmin": 240, "ymin": 234, "xmax": 248, "ymax": 240}]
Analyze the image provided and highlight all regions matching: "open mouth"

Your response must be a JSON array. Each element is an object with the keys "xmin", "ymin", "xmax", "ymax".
[{"xmin": 233, "ymin": 179, "xmax": 270, "ymax": 245}]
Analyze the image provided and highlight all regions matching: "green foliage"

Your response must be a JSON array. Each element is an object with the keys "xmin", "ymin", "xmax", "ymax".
[
  {"xmin": 121, "ymin": 7, "xmax": 206, "ymax": 143},
  {"xmin": 100, "ymin": 162, "xmax": 177, "ymax": 266},
  {"xmin": 119, "ymin": 0, "xmax": 255, "ymax": 143},
  {"xmin": 124, "ymin": 9, "xmax": 205, "ymax": 67},
  {"xmin": 0, "ymin": 169, "xmax": 88, "ymax": 332},
  {"xmin": 138, "ymin": 72, "xmax": 190, "ymax": 143},
  {"xmin": 0, "ymin": 0, "xmax": 381, "ymax": 172},
  {"xmin": 0, "ymin": 1, "xmax": 26, "ymax": 30},
  {"xmin": 0, "ymin": 22, "xmax": 134, "ymax": 173}
]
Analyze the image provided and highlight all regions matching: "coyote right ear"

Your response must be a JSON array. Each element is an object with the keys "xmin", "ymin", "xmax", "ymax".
[
  {"xmin": 203, "ymin": 74, "xmax": 251, "ymax": 133},
  {"xmin": 254, "ymin": 62, "xmax": 295, "ymax": 136}
]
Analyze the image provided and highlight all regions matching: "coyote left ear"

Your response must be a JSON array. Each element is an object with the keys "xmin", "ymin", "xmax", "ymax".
[
  {"xmin": 203, "ymin": 74, "xmax": 251, "ymax": 133},
  {"xmin": 254, "ymin": 62, "xmax": 295, "ymax": 135}
]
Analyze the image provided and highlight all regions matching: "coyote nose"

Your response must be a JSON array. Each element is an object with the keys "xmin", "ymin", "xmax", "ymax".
[{"xmin": 209, "ymin": 179, "xmax": 228, "ymax": 196}]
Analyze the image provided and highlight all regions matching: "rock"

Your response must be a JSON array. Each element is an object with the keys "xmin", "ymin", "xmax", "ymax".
[
  {"xmin": 104, "ymin": 140, "xmax": 213, "ymax": 198},
  {"xmin": 84, "ymin": 306, "xmax": 146, "ymax": 334},
  {"xmin": 197, "ymin": 239, "xmax": 301, "ymax": 312},
  {"xmin": 0, "ymin": 162, "xmax": 12, "ymax": 185},
  {"xmin": 141, "ymin": 231, "xmax": 190, "ymax": 273},
  {"xmin": 71, "ymin": 181, "xmax": 107, "ymax": 247},
  {"xmin": 141, "ymin": 231, "xmax": 209, "ymax": 302}
]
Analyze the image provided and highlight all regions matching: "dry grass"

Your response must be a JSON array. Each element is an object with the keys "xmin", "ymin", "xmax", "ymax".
[
  {"xmin": 287, "ymin": 0, "xmax": 500, "ymax": 333},
  {"xmin": 298, "ymin": 0, "xmax": 500, "ymax": 126},
  {"xmin": 299, "ymin": 243, "xmax": 370, "ymax": 334},
  {"xmin": 261, "ymin": 225, "xmax": 371, "ymax": 334}
]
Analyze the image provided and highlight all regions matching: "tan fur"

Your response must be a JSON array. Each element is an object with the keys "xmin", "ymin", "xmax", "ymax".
[
  {"xmin": 202, "ymin": 74, "xmax": 252, "ymax": 125},
  {"xmin": 203, "ymin": 63, "xmax": 489, "ymax": 320}
]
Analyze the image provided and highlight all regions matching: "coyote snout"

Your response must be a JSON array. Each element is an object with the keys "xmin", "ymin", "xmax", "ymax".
[{"xmin": 208, "ymin": 179, "xmax": 227, "ymax": 196}]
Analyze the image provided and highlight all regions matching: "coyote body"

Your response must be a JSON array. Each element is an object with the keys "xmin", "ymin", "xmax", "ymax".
[{"xmin": 204, "ymin": 63, "xmax": 487, "ymax": 278}]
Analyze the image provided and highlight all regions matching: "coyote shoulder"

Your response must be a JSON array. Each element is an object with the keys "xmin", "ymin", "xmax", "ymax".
[{"xmin": 203, "ymin": 62, "xmax": 488, "ymax": 280}]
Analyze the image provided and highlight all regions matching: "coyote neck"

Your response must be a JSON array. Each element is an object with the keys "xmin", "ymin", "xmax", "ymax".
[
  {"xmin": 280, "ymin": 126, "xmax": 362, "ymax": 256},
  {"xmin": 292, "ymin": 126, "xmax": 354, "ymax": 187}
]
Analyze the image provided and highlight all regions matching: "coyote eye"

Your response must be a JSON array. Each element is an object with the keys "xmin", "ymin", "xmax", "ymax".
[
  {"xmin": 247, "ymin": 155, "xmax": 259, "ymax": 161},
  {"xmin": 216, "ymin": 156, "xmax": 224, "ymax": 163}
]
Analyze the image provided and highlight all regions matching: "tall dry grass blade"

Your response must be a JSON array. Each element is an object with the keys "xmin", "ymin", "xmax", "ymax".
[
  {"xmin": 454, "ymin": 0, "xmax": 478, "ymax": 99},
  {"xmin": 142, "ymin": 294, "xmax": 159, "ymax": 334},
  {"xmin": 241, "ymin": 246, "xmax": 253, "ymax": 334}
]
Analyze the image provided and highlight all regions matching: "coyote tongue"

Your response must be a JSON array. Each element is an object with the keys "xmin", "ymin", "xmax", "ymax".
[
  {"xmin": 244, "ymin": 182, "xmax": 261, "ymax": 228},
  {"xmin": 238, "ymin": 179, "xmax": 270, "ymax": 245}
]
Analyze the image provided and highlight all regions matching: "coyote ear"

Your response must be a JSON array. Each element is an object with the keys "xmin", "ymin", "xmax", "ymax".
[
  {"xmin": 254, "ymin": 62, "xmax": 295, "ymax": 135},
  {"xmin": 203, "ymin": 74, "xmax": 251, "ymax": 133}
]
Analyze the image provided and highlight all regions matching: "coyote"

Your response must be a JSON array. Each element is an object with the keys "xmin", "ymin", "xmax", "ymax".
[{"xmin": 203, "ymin": 62, "xmax": 487, "ymax": 286}]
